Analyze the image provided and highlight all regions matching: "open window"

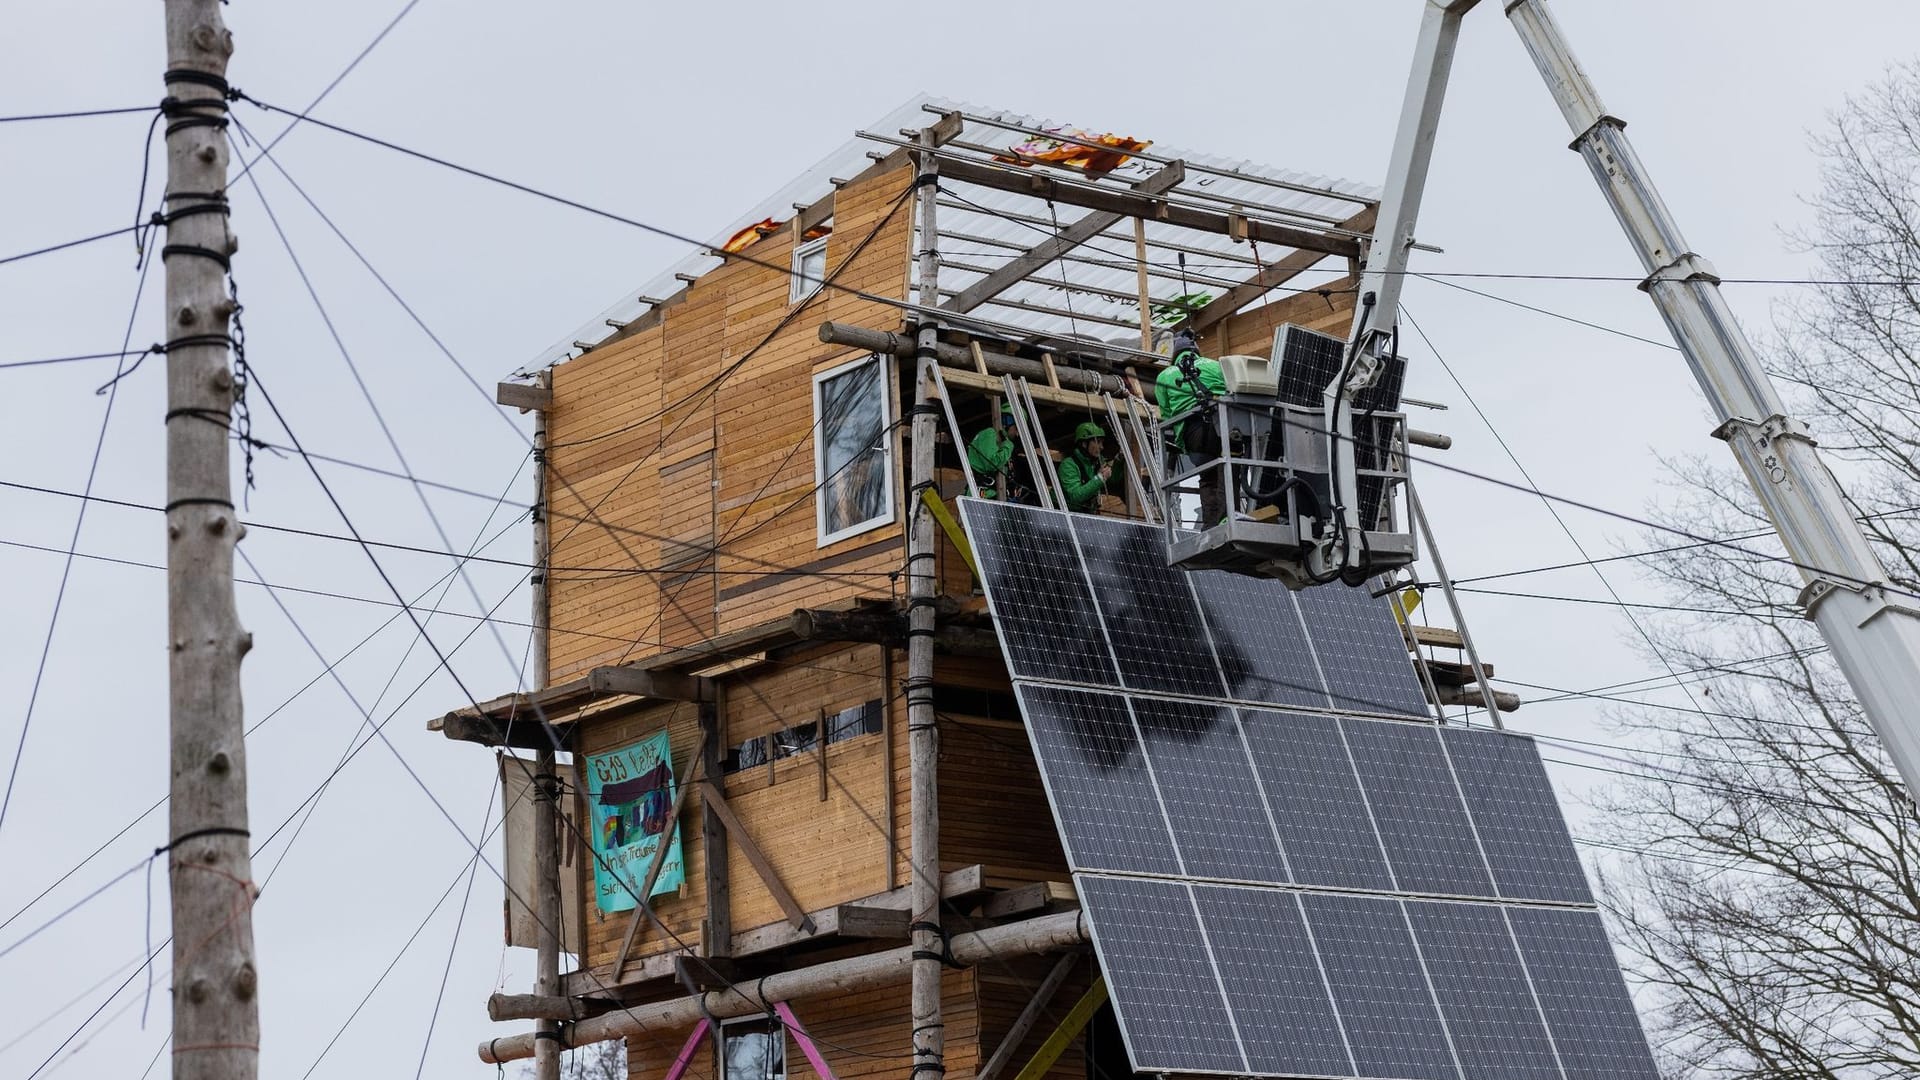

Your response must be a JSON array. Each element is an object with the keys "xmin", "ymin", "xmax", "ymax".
[
  {"xmin": 813, "ymin": 354, "xmax": 895, "ymax": 546},
  {"xmin": 721, "ymin": 1015, "xmax": 785, "ymax": 1080}
]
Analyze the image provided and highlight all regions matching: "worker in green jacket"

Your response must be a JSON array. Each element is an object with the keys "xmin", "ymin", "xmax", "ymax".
[
  {"xmin": 1154, "ymin": 330, "xmax": 1228, "ymax": 525},
  {"xmin": 1057, "ymin": 421, "xmax": 1114, "ymax": 513},
  {"xmin": 967, "ymin": 404, "xmax": 1027, "ymax": 501}
]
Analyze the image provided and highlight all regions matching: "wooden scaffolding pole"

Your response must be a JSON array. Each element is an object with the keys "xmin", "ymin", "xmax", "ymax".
[
  {"xmin": 907, "ymin": 125, "xmax": 946, "ymax": 1080},
  {"xmin": 477, "ymin": 912, "xmax": 1088, "ymax": 1063},
  {"xmin": 160, "ymin": 4, "xmax": 261, "ymax": 1078},
  {"xmin": 530, "ymin": 375, "xmax": 563, "ymax": 1080}
]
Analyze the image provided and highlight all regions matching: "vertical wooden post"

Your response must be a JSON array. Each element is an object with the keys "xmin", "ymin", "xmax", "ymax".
[
  {"xmin": 530, "ymin": 378, "xmax": 563, "ymax": 1080},
  {"xmin": 907, "ymin": 126, "xmax": 946, "ymax": 1080},
  {"xmin": 161, "ymin": 4, "xmax": 261, "ymax": 1078},
  {"xmin": 699, "ymin": 696, "xmax": 731, "ymax": 956},
  {"xmin": 1133, "ymin": 217, "xmax": 1153, "ymax": 352}
]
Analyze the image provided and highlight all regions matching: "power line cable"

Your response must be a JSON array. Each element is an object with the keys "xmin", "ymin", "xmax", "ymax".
[
  {"xmin": 0, "ymin": 348, "xmax": 157, "ymax": 372},
  {"xmin": 0, "ymin": 223, "xmax": 146, "ymax": 269},
  {"xmin": 0, "ymin": 477, "xmax": 897, "ymax": 579},
  {"xmin": 0, "ymin": 105, "xmax": 155, "ymax": 123},
  {"xmin": 0, "ymin": 236, "xmax": 155, "ymax": 839}
]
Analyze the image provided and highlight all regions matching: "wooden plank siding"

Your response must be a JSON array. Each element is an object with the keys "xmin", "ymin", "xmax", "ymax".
[
  {"xmin": 1197, "ymin": 273, "xmax": 1358, "ymax": 360},
  {"xmin": 544, "ymin": 166, "xmax": 917, "ymax": 685}
]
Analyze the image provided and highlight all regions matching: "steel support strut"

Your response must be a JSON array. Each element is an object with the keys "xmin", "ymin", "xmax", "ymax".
[
  {"xmin": 1321, "ymin": 0, "xmax": 1483, "ymax": 580},
  {"xmin": 1506, "ymin": 0, "xmax": 1920, "ymax": 800}
]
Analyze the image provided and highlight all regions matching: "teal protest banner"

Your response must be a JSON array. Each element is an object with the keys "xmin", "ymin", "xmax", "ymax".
[{"xmin": 585, "ymin": 729, "xmax": 685, "ymax": 913}]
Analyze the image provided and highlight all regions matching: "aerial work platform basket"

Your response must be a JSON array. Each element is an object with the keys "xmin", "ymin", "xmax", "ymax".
[{"xmin": 1157, "ymin": 324, "xmax": 1417, "ymax": 589}]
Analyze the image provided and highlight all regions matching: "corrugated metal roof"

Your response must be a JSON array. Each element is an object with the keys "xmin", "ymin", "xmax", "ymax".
[{"xmin": 528, "ymin": 94, "xmax": 1377, "ymax": 370}]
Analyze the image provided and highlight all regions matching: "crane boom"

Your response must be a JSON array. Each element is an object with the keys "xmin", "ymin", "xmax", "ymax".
[{"xmin": 1332, "ymin": 0, "xmax": 1920, "ymax": 799}]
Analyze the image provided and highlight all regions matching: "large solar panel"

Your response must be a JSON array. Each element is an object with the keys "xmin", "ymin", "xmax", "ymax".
[{"xmin": 959, "ymin": 500, "xmax": 1659, "ymax": 1080}]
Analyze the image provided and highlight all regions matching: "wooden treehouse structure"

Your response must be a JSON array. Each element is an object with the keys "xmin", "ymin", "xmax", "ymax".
[{"xmin": 434, "ymin": 97, "xmax": 1633, "ymax": 1080}]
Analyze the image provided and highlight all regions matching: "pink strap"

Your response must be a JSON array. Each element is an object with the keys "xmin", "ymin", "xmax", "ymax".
[
  {"xmin": 661, "ymin": 1017, "xmax": 710, "ymax": 1080},
  {"xmin": 773, "ymin": 1001, "xmax": 838, "ymax": 1080}
]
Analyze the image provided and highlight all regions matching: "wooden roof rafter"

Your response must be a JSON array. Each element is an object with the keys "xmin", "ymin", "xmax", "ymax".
[{"xmin": 938, "ymin": 161, "xmax": 1188, "ymax": 315}]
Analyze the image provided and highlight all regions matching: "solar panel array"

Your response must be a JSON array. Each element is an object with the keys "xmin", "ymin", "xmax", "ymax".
[{"xmin": 959, "ymin": 499, "xmax": 1659, "ymax": 1080}]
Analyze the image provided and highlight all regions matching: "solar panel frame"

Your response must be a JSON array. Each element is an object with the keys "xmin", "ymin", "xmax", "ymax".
[{"xmin": 960, "ymin": 500, "xmax": 1656, "ymax": 1080}]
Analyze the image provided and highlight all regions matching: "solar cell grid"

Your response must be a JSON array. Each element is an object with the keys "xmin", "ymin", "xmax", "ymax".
[
  {"xmin": 1075, "ymin": 875, "xmax": 1248, "ymax": 1075},
  {"xmin": 1442, "ymin": 727, "xmax": 1594, "ymax": 904},
  {"xmin": 1340, "ymin": 717, "xmax": 1497, "ymax": 898},
  {"xmin": 1189, "ymin": 570, "xmax": 1331, "ymax": 709},
  {"xmin": 1238, "ymin": 709, "xmax": 1396, "ymax": 892},
  {"xmin": 1130, "ymin": 697, "xmax": 1287, "ymax": 883},
  {"xmin": 1299, "ymin": 892, "xmax": 1460, "ymax": 1080},
  {"xmin": 1406, "ymin": 900, "xmax": 1563, "ymax": 1080},
  {"xmin": 1192, "ymin": 884, "xmax": 1354, "ymax": 1077},
  {"xmin": 961, "ymin": 499, "xmax": 1117, "ymax": 685},
  {"xmin": 1505, "ymin": 907, "xmax": 1662, "ymax": 1080},
  {"xmin": 1072, "ymin": 514, "xmax": 1228, "ymax": 698},
  {"xmin": 1012, "ymin": 684, "xmax": 1181, "ymax": 877},
  {"xmin": 1294, "ymin": 585, "xmax": 1432, "ymax": 717}
]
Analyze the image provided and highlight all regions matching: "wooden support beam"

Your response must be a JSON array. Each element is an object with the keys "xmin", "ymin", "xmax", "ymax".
[
  {"xmin": 496, "ymin": 380, "xmax": 552, "ymax": 412},
  {"xmin": 942, "ymin": 162, "xmax": 1187, "ymax": 314},
  {"xmin": 700, "ymin": 780, "xmax": 816, "ymax": 933},
  {"xmin": 1186, "ymin": 206, "xmax": 1377, "ymax": 332},
  {"xmin": 557, "ymin": 865, "xmax": 992, "ymax": 999},
  {"xmin": 978, "ymin": 880, "xmax": 1076, "ymax": 920},
  {"xmin": 818, "ymin": 322, "xmax": 1124, "ymax": 393},
  {"xmin": 977, "ymin": 954, "xmax": 1079, "ymax": 1080},
  {"xmin": 482, "ymin": 911, "xmax": 1089, "ymax": 1063},
  {"xmin": 936, "ymin": 156, "xmax": 1362, "ymax": 259},
  {"xmin": 586, "ymin": 666, "xmax": 713, "ymax": 703},
  {"xmin": 830, "ymin": 903, "xmax": 913, "ymax": 939},
  {"xmin": 608, "ymin": 732, "xmax": 708, "ymax": 981},
  {"xmin": 1011, "ymin": 978, "xmax": 1110, "ymax": 1080},
  {"xmin": 673, "ymin": 954, "xmax": 742, "ymax": 994},
  {"xmin": 935, "ymin": 366, "xmax": 1108, "ymax": 412}
]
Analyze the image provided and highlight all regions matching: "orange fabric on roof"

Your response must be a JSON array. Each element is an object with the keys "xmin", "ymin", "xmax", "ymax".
[{"xmin": 995, "ymin": 129, "xmax": 1152, "ymax": 175}]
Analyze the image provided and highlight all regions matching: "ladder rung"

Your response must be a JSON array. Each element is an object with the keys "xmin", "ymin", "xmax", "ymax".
[{"xmin": 1407, "ymin": 623, "xmax": 1465, "ymax": 649}]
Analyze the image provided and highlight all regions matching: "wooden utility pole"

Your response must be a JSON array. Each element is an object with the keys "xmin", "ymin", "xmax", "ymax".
[
  {"xmin": 529, "ymin": 375, "xmax": 564, "ymax": 1080},
  {"xmin": 160, "ymin": 3, "xmax": 260, "ymax": 1078},
  {"xmin": 906, "ymin": 126, "xmax": 945, "ymax": 1080}
]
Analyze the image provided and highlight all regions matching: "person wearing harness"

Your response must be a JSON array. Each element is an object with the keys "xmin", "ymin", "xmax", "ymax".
[
  {"xmin": 967, "ymin": 404, "xmax": 1029, "ymax": 502},
  {"xmin": 1057, "ymin": 421, "xmax": 1115, "ymax": 513},
  {"xmin": 1154, "ymin": 329, "xmax": 1228, "ymax": 525}
]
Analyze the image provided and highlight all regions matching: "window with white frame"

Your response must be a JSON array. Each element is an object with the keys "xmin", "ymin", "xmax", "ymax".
[
  {"xmin": 790, "ymin": 232, "xmax": 829, "ymax": 304},
  {"xmin": 813, "ymin": 354, "xmax": 894, "ymax": 545},
  {"xmin": 721, "ymin": 1016, "xmax": 785, "ymax": 1080}
]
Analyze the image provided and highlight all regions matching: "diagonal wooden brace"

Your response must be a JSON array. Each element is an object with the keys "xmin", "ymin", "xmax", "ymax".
[{"xmin": 700, "ymin": 780, "xmax": 817, "ymax": 934}]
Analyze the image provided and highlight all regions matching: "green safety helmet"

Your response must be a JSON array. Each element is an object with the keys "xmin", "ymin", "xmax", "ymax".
[
  {"xmin": 1000, "ymin": 403, "xmax": 1016, "ymax": 423},
  {"xmin": 1073, "ymin": 421, "xmax": 1106, "ymax": 442}
]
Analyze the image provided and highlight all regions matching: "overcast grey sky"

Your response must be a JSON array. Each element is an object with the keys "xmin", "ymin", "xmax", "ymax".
[{"xmin": 4, "ymin": 1, "xmax": 1917, "ymax": 1076}]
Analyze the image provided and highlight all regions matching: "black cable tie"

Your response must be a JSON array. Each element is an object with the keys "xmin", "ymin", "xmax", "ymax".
[
  {"xmin": 908, "ymin": 403, "xmax": 941, "ymax": 417},
  {"xmin": 164, "ymin": 497, "xmax": 236, "ymax": 514},
  {"xmin": 156, "ymin": 201, "xmax": 231, "ymax": 225},
  {"xmin": 161, "ymin": 243, "xmax": 231, "ymax": 273},
  {"xmin": 533, "ymin": 1029, "xmax": 567, "ymax": 1045},
  {"xmin": 904, "ymin": 626, "xmax": 937, "ymax": 638},
  {"xmin": 905, "ymin": 551, "xmax": 937, "ymax": 564},
  {"xmin": 165, "ymin": 406, "xmax": 233, "ymax": 431},
  {"xmin": 163, "ymin": 69, "xmax": 232, "ymax": 94},
  {"xmin": 161, "ymin": 825, "xmax": 250, "ymax": 853},
  {"xmin": 915, "ymin": 173, "xmax": 940, "ymax": 190},
  {"xmin": 905, "ymin": 595, "xmax": 939, "ymax": 608},
  {"xmin": 162, "ymin": 333, "xmax": 236, "ymax": 352}
]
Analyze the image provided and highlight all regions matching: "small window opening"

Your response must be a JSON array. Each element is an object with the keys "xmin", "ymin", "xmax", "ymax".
[
  {"xmin": 791, "ymin": 231, "xmax": 830, "ymax": 304},
  {"xmin": 721, "ymin": 1015, "xmax": 785, "ymax": 1080}
]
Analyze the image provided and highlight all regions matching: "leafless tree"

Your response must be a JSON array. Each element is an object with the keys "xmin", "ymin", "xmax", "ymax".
[{"xmin": 1592, "ymin": 62, "xmax": 1920, "ymax": 1079}]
